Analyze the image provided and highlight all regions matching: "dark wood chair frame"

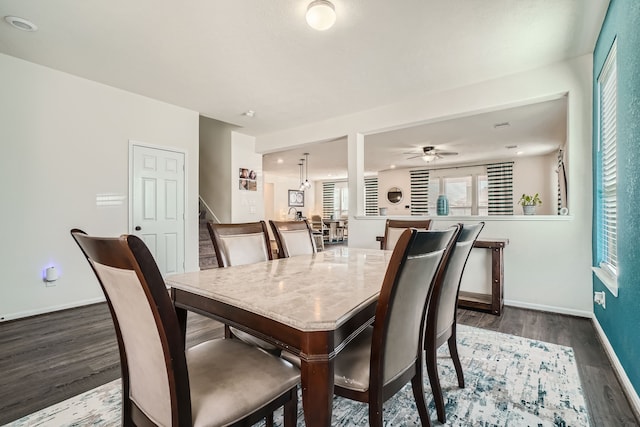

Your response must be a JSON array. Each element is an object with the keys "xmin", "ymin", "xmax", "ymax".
[
  {"xmin": 334, "ymin": 226, "xmax": 460, "ymax": 427},
  {"xmin": 423, "ymin": 222, "xmax": 485, "ymax": 423},
  {"xmin": 380, "ymin": 219, "xmax": 433, "ymax": 250},
  {"xmin": 269, "ymin": 219, "xmax": 317, "ymax": 258},
  {"xmin": 70, "ymin": 228, "xmax": 297, "ymax": 427},
  {"xmin": 206, "ymin": 220, "xmax": 273, "ymax": 268}
]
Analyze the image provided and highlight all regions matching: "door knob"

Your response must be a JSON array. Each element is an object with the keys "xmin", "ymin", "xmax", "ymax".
[{"xmin": 135, "ymin": 226, "xmax": 141, "ymax": 231}]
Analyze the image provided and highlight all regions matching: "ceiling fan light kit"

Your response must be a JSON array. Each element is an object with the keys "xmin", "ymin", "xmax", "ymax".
[{"xmin": 405, "ymin": 146, "xmax": 459, "ymax": 162}]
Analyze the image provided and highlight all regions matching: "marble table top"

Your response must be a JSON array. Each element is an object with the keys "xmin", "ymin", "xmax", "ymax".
[{"xmin": 166, "ymin": 247, "xmax": 393, "ymax": 331}]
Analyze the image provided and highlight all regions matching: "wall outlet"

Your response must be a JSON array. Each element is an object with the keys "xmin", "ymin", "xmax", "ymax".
[{"xmin": 594, "ymin": 291, "xmax": 606, "ymax": 308}]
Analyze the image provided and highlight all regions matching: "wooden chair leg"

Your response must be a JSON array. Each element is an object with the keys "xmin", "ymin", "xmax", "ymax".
[
  {"xmin": 426, "ymin": 347, "xmax": 446, "ymax": 423},
  {"xmin": 448, "ymin": 335, "xmax": 464, "ymax": 388},
  {"xmin": 283, "ymin": 387, "xmax": 298, "ymax": 427},
  {"xmin": 224, "ymin": 324, "xmax": 233, "ymax": 339},
  {"xmin": 265, "ymin": 414, "xmax": 274, "ymax": 427},
  {"xmin": 411, "ymin": 365, "xmax": 432, "ymax": 427},
  {"xmin": 368, "ymin": 400, "xmax": 384, "ymax": 427}
]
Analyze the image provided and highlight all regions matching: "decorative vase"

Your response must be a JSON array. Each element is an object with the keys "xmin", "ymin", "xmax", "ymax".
[
  {"xmin": 437, "ymin": 195, "xmax": 449, "ymax": 216},
  {"xmin": 523, "ymin": 205, "xmax": 536, "ymax": 215}
]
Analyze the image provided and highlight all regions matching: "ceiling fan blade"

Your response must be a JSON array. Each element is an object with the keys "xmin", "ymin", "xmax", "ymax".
[
  {"xmin": 406, "ymin": 154, "xmax": 424, "ymax": 159},
  {"xmin": 435, "ymin": 150, "xmax": 458, "ymax": 156}
]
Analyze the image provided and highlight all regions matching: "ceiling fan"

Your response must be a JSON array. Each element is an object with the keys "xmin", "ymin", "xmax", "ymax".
[{"xmin": 404, "ymin": 146, "xmax": 459, "ymax": 162}]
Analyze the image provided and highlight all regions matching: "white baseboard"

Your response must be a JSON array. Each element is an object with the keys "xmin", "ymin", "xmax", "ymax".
[
  {"xmin": 0, "ymin": 297, "xmax": 106, "ymax": 322},
  {"xmin": 504, "ymin": 299, "xmax": 593, "ymax": 318},
  {"xmin": 592, "ymin": 316, "xmax": 640, "ymax": 422}
]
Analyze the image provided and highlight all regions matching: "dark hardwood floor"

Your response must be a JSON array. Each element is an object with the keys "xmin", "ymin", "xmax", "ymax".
[{"xmin": 0, "ymin": 303, "xmax": 637, "ymax": 426}]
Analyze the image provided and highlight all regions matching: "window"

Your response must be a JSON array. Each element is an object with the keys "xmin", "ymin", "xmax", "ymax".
[
  {"xmin": 334, "ymin": 185, "xmax": 349, "ymax": 218},
  {"xmin": 597, "ymin": 39, "xmax": 618, "ymax": 282},
  {"xmin": 477, "ymin": 175, "xmax": 489, "ymax": 215},
  {"xmin": 323, "ymin": 180, "xmax": 348, "ymax": 219},
  {"xmin": 428, "ymin": 166, "xmax": 487, "ymax": 215}
]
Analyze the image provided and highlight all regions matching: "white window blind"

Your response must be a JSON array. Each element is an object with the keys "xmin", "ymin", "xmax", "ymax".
[
  {"xmin": 486, "ymin": 162, "xmax": 514, "ymax": 215},
  {"xmin": 364, "ymin": 177, "xmax": 379, "ymax": 216},
  {"xmin": 322, "ymin": 182, "xmax": 335, "ymax": 219},
  {"xmin": 598, "ymin": 39, "xmax": 618, "ymax": 276},
  {"xmin": 410, "ymin": 169, "xmax": 430, "ymax": 215}
]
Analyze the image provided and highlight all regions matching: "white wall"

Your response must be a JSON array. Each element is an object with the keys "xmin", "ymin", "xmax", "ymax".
[
  {"xmin": 0, "ymin": 53, "xmax": 200, "ymax": 321},
  {"xmin": 256, "ymin": 55, "xmax": 594, "ymax": 316},
  {"xmin": 200, "ymin": 116, "xmax": 234, "ymax": 222},
  {"xmin": 231, "ymin": 131, "xmax": 264, "ymax": 223},
  {"xmin": 377, "ymin": 169, "xmax": 412, "ymax": 215},
  {"xmin": 512, "ymin": 153, "xmax": 557, "ymax": 215},
  {"xmin": 264, "ymin": 174, "xmax": 318, "ymax": 221}
]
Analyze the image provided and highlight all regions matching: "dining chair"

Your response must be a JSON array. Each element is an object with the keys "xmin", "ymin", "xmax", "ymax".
[
  {"xmin": 70, "ymin": 229, "xmax": 300, "ymax": 427},
  {"xmin": 311, "ymin": 214, "xmax": 329, "ymax": 243},
  {"xmin": 333, "ymin": 226, "xmax": 460, "ymax": 427},
  {"xmin": 381, "ymin": 218, "xmax": 433, "ymax": 250},
  {"xmin": 269, "ymin": 220, "xmax": 317, "ymax": 258},
  {"xmin": 207, "ymin": 220, "xmax": 272, "ymax": 268},
  {"xmin": 207, "ymin": 220, "xmax": 281, "ymax": 355},
  {"xmin": 424, "ymin": 222, "xmax": 485, "ymax": 423}
]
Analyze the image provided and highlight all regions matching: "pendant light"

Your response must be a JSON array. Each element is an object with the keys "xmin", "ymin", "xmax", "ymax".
[
  {"xmin": 298, "ymin": 160, "xmax": 306, "ymax": 191},
  {"xmin": 302, "ymin": 153, "xmax": 312, "ymax": 190}
]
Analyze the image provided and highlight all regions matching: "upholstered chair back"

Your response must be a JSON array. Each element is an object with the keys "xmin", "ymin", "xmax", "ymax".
[
  {"xmin": 382, "ymin": 219, "xmax": 433, "ymax": 250},
  {"xmin": 432, "ymin": 222, "xmax": 485, "ymax": 343},
  {"xmin": 269, "ymin": 220, "xmax": 316, "ymax": 258},
  {"xmin": 71, "ymin": 230, "xmax": 189, "ymax": 426},
  {"xmin": 207, "ymin": 221, "xmax": 272, "ymax": 267},
  {"xmin": 375, "ymin": 227, "xmax": 459, "ymax": 386}
]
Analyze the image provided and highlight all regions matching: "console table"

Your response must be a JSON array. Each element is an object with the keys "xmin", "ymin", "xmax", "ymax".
[{"xmin": 376, "ymin": 236, "xmax": 508, "ymax": 315}]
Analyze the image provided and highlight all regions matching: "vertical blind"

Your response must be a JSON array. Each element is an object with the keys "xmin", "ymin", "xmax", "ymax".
[
  {"xmin": 557, "ymin": 148, "xmax": 568, "ymax": 214},
  {"xmin": 487, "ymin": 162, "xmax": 514, "ymax": 215},
  {"xmin": 410, "ymin": 169, "xmax": 430, "ymax": 215},
  {"xmin": 598, "ymin": 39, "xmax": 618, "ymax": 275},
  {"xmin": 364, "ymin": 177, "xmax": 379, "ymax": 216},
  {"xmin": 322, "ymin": 182, "xmax": 335, "ymax": 219}
]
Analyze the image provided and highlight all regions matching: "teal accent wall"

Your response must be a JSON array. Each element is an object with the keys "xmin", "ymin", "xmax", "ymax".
[{"xmin": 593, "ymin": 0, "xmax": 640, "ymax": 396}]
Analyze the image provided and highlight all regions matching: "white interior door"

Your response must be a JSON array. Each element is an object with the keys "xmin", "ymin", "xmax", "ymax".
[{"xmin": 131, "ymin": 144, "xmax": 185, "ymax": 276}]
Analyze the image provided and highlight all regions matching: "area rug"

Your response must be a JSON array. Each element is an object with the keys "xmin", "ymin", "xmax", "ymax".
[{"xmin": 4, "ymin": 325, "xmax": 590, "ymax": 426}]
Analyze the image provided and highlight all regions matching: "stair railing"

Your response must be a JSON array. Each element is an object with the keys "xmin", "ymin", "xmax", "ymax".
[{"xmin": 199, "ymin": 196, "xmax": 221, "ymax": 224}]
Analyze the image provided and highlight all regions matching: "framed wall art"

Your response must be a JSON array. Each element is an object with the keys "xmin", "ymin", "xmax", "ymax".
[{"xmin": 288, "ymin": 190, "xmax": 304, "ymax": 207}]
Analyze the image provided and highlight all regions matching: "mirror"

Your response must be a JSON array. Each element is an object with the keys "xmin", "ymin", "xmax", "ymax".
[{"xmin": 387, "ymin": 187, "xmax": 403, "ymax": 204}]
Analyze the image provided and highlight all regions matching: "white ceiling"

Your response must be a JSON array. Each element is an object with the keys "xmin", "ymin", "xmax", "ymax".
[
  {"xmin": 0, "ymin": 0, "xmax": 608, "ymax": 139},
  {"xmin": 262, "ymin": 96, "xmax": 568, "ymax": 180}
]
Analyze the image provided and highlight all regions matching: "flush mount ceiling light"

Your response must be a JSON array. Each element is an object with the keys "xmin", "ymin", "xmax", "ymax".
[
  {"xmin": 4, "ymin": 16, "xmax": 38, "ymax": 32},
  {"xmin": 306, "ymin": 0, "xmax": 336, "ymax": 31},
  {"xmin": 242, "ymin": 110, "xmax": 255, "ymax": 118}
]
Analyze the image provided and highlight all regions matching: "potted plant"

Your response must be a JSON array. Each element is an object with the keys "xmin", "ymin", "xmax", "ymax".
[{"xmin": 518, "ymin": 193, "xmax": 542, "ymax": 215}]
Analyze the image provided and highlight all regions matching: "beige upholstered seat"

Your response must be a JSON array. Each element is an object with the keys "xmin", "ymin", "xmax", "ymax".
[
  {"xmin": 333, "ymin": 226, "xmax": 460, "ymax": 427},
  {"xmin": 206, "ymin": 221, "xmax": 281, "ymax": 354},
  {"xmin": 269, "ymin": 220, "xmax": 317, "ymax": 258},
  {"xmin": 424, "ymin": 222, "xmax": 484, "ymax": 423},
  {"xmin": 70, "ymin": 229, "xmax": 299, "ymax": 427},
  {"xmin": 381, "ymin": 219, "xmax": 433, "ymax": 250}
]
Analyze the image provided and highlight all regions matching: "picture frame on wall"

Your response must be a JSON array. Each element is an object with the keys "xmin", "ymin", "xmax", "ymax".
[
  {"xmin": 288, "ymin": 190, "xmax": 304, "ymax": 207},
  {"xmin": 239, "ymin": 167, "xmax": 258, "ymax": 191}
]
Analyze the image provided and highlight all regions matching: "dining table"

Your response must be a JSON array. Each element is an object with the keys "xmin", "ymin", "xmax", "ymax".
[{"xmin": 166, "ymin": 247, "xmax": 393, "ymax": 427}]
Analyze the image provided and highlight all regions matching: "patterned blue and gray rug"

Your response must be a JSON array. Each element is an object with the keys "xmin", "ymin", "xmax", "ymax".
[{"xmin": 5, "ymin": 325, "xmax": 589, "ymax": 426}]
